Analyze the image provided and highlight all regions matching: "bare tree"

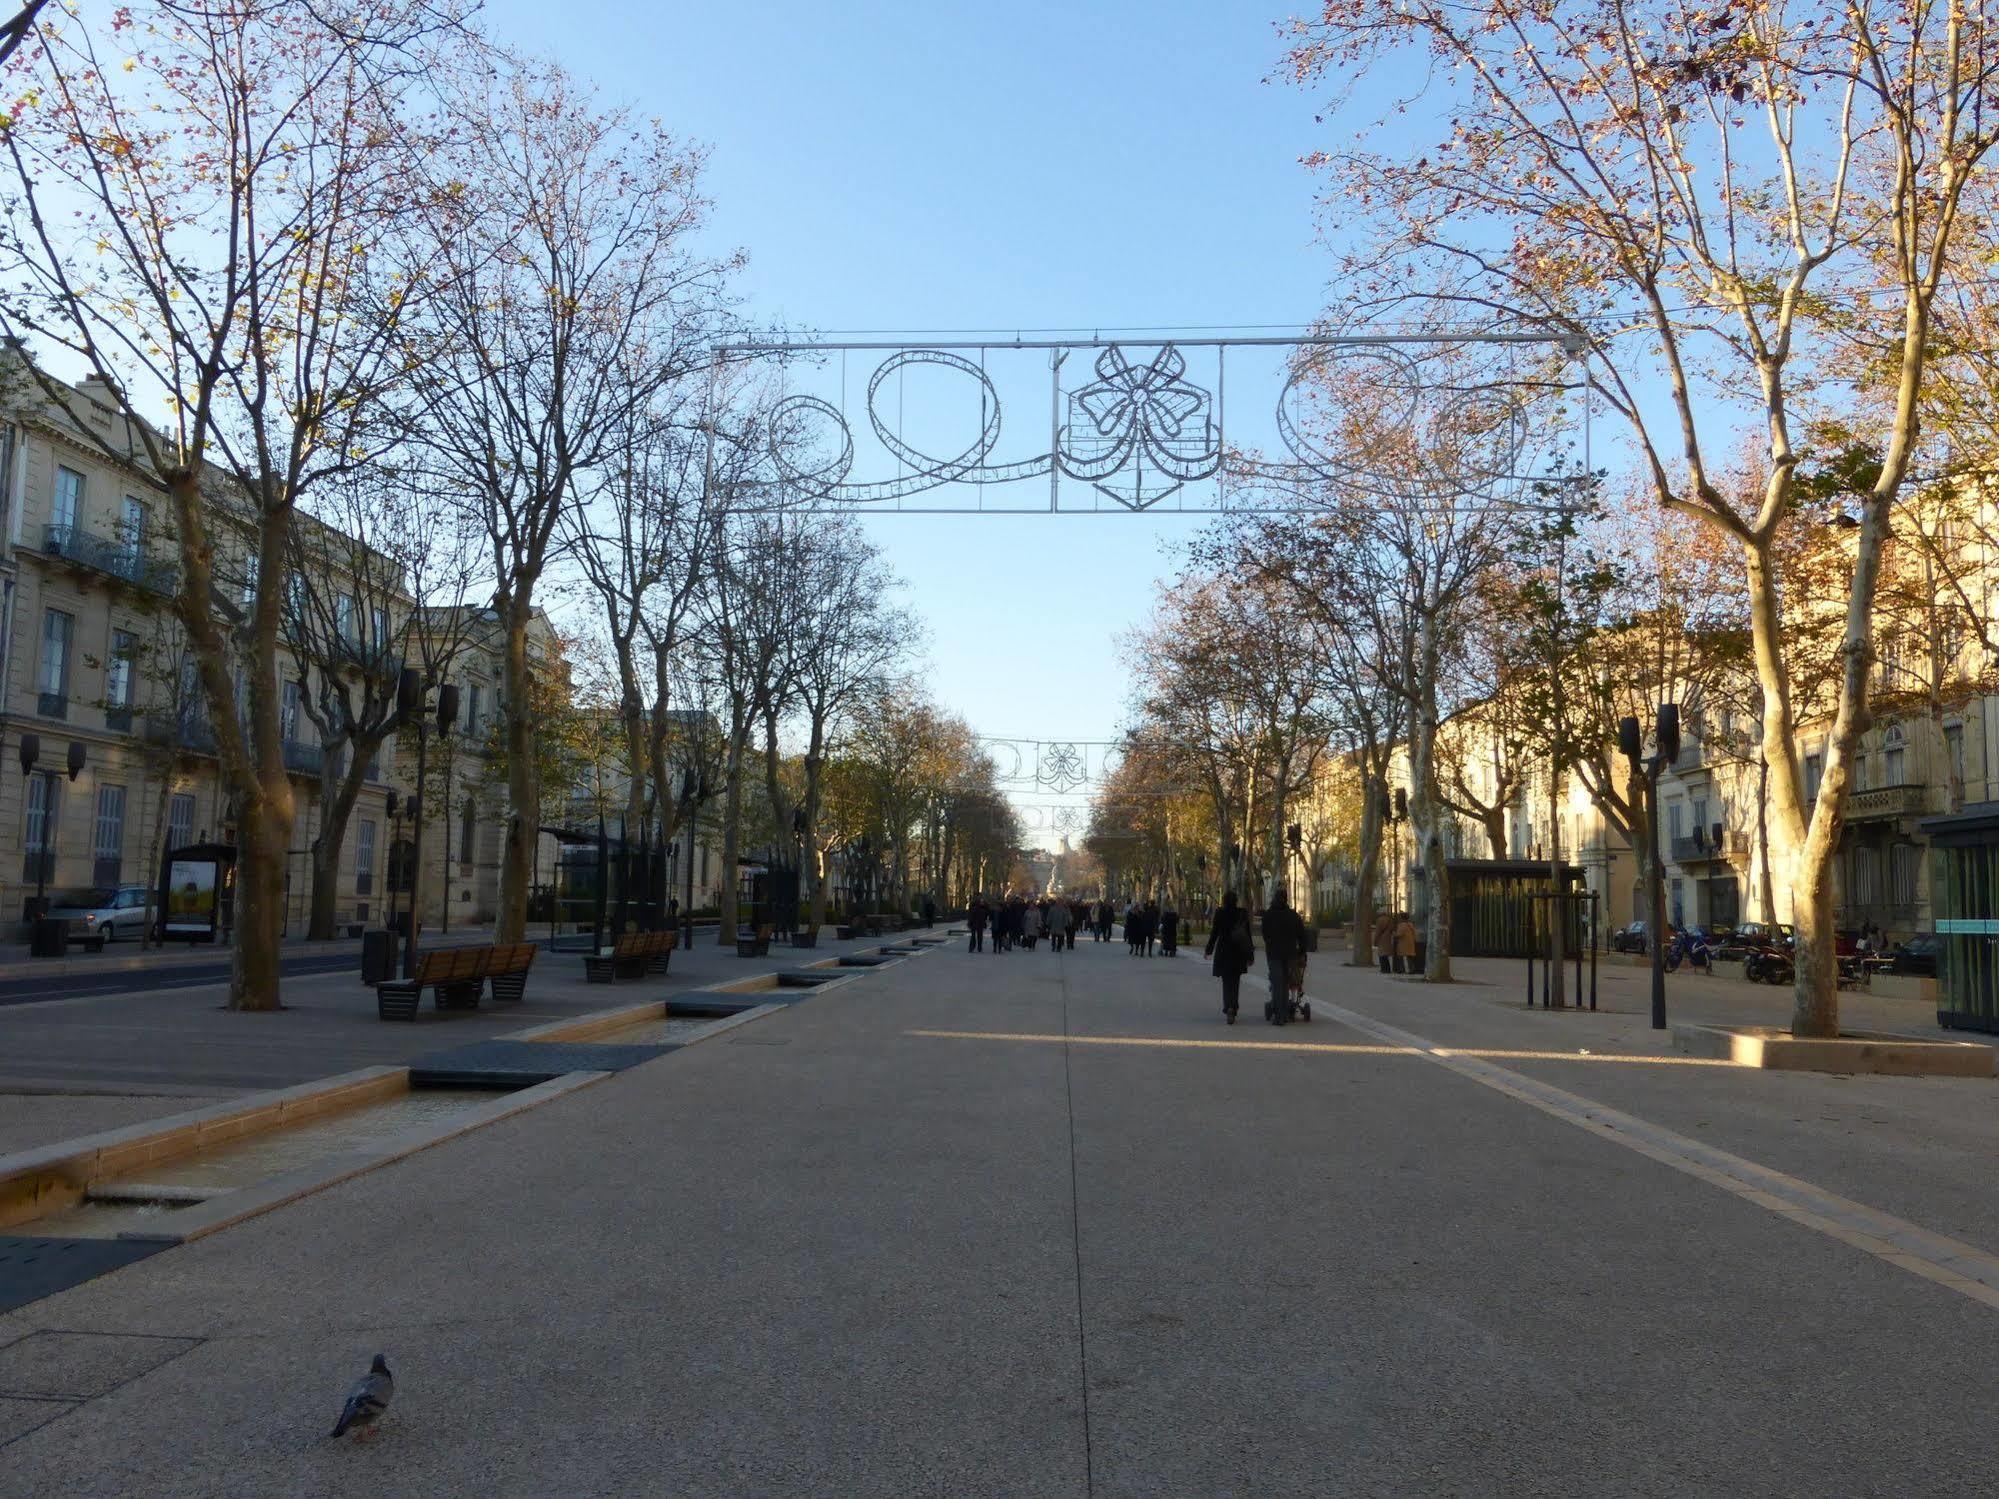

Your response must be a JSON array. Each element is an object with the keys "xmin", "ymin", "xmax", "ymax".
[
  {"xmin": 281, "ymin": 468, "xmax": 484, "ymax": 938},
  {"xmin": 397, "ymin": 54, "xmax": 738, "ymax": 943},
  {"xmin": 1288, "ymin": 0, "xmax": 1999, "ymax": 1033},
  {"xmin": 0, "ymin": 0, "xmax": 460, "ymax": 1007}
]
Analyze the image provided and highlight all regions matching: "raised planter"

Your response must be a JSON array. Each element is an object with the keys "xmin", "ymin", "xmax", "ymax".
[
  {"xmin": 1870, "ymin": 973, "xmax": 1939, "ymax": 1003},
  {"xmin": 1673, "ymin": 1023, "xmax": 1994, "ymax": 1077}
]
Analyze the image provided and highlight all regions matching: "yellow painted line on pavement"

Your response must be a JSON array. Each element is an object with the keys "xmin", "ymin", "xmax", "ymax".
[{"xmin": 906, "ymin": 1029, "xmax": 1732, "ymax": 1066}]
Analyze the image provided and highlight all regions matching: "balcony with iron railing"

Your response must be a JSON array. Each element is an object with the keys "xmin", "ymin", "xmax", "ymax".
[
  {"xmin": 1669, "ymin": 828, "xmax": 1747, "ymax": 864},
  {"xmin": 41, "ymin": 523, "xmax": 177, "ymax": 595},
  {"xmin": 328, "ymin": 634, "xmax": 402, "ymax": 680},
  {"xmin": 139, "ymin": 713, "xmax": 326, "ymax": 777},
  {"xmin": 282, "ymin": 738, "xmax": 325, "ymax": 777},
  {"xmin": 1846, "ymin": 783, "xmax": 1931, "ymax": 822}
]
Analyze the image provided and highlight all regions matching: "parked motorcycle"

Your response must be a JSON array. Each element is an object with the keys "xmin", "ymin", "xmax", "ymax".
[
  {"xmin": 1665, "ymin": 931, "xmax": 1715, "ymax": 974},
  {"xmin": 1742, "ymin": 943, "xmax": 1793, "ymax": 985}
]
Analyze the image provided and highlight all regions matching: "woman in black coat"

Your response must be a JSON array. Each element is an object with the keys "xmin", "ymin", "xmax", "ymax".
[{"xmin": 1203, "ymin": 890, "xmax": 1255, "ymax": 1024}]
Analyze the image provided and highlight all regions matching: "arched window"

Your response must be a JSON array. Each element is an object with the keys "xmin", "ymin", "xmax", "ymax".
[{"xmin": 1883, "ymin": 724, "xmax": 1907, "ymax": 787}]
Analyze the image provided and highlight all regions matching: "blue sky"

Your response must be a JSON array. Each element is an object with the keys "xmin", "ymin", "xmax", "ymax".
[{"xmin": 488, "ymin": 0, "xmax": 1337, "ymax": 786}]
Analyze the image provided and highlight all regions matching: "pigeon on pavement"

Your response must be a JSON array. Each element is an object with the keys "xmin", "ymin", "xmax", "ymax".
[{"xmin": 329, "ymin": 1354, "xmax": 393, "ymax": 1440}]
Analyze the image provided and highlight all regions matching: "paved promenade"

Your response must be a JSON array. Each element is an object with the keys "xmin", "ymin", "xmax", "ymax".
[{"xmin": 5, "ymin": 939, "xmax": 1999, "ymax": 1494}]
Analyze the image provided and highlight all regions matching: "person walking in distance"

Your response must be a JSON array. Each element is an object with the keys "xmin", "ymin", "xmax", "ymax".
[
  {"xmin": 1393, "ymin": 911, "xmax": 1419, "ymax": 974},
  {"xmin": 1160, "ymin": 899, "xmax": 1179, "ymax": 957},
  {"xmin": 1372, "ymin": 908, "xmax": 1396, "ymax": 974},
  {"xmin": 1045, "ymin": 896, "xmax": 1071, "ymax": 953},
  {"xmin": 968, "ymin": 894, "xmax": 990, "ymax": 954},
  {"xmin": 1204, "ymin": 891, "xmax": 1255, "ymax": 1024},
  {"xmin": 1260, "ymin": 885, "xmax": 1307, "ymax": 1025}
]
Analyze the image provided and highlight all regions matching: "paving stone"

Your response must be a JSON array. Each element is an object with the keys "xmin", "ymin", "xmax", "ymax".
[
  {"xmin": 0, "ymin": 1395, "xmax": 72, "ymax": 1445},
  {"xmin": 0, "ymin": 1328, "xmax": 199, "ymax": 1398}
]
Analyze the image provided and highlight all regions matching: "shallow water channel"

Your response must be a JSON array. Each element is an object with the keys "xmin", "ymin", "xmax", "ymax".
[
  {"xmin": 581, "ymin": 1015, "xmax": 714, "ymax": 1046},
  {"xmin": 33, "ymin": 1088, "xmax": 508, "ymax": 1238}
]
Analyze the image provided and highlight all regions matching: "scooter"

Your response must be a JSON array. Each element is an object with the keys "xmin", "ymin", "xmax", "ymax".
[
  {"xmin": 1744, "ymin": 943, "xmax": 1794, "ymax": 985},
  {"xmin": 1664, "ymin": 932, "xmax": 1715, "ymax": 974}
]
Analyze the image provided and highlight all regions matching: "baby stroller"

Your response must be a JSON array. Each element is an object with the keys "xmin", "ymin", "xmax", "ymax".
[{"xmin": 1264, "ymin": 953, "xmax": 1312, "ymax": 1025}]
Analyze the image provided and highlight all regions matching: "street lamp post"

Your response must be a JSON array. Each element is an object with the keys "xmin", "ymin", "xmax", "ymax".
[
  {"xmin": 679, "ymin": 766, "xmax": 708, "ymax": 953},
  {"xmin": 1620, "ymin": 705, "xmax": 1679, "ymax": 1031},
  {"xmin": 18, "ymin": 734, "xmax": 84, "ymax": 922},
  {"xmin": 384, "ymin": 788, "xmax": 404, "ymax": 962},
  {"xmin": 1388, "ymin": 786, "xmax": 1410, "ymax": 919},
  {"xmin": 397, "ymin": 670, "xmax": 459, "ymax": 981},
  {"xmin": 791, "ymin": 806, "xmax": 808, "ymax": 937}
]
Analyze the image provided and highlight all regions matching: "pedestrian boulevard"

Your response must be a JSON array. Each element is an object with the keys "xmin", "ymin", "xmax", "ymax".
[{"xmin": 4, "ymin": 939, "xmax": 1997, "ymax": 1496}]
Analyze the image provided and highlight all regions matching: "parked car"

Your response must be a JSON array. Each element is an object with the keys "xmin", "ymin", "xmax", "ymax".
[
  {"xmin": 43, "ymin": 884, "xmax": 152, "ymax": 945},
  {"xmin": 1610, "ymin": 920, "xmax": 1649, "ymax": 954},
  {"xmin": 1890, "ymin": 933, "xmax": 1943, "ymax": 978}
]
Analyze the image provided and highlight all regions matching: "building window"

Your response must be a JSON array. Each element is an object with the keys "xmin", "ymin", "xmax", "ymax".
[
  {"xmin": 118, "ymin": 495, "xmax": 149, "ymax": 553},
  {"xmin": 464, "ymin": 683, "xmax": 482, "ymax": 739},
  {"xmin": 369, "ymin": 605, "xmax": 389, "ymax": 652},
  {"xmin": 38, "ymin": 607, "xmax": 72, "ymax": 718},
  {"xmin": 281, "ymin": 679, "xmax": 301, "ymax": 743},
  {"xmin": 356, "ymin": 818, "xmax": 376, "ymax": 895},
  {"xmin": 1668, "ymin": 802, "xmax": 1684, "ymax": 841},
  {"xmin": 460, "ymin": 796, "xmax": 477, "ymax": 866},
  {"xmin": 1947, "ymin": 723, "xmax": 1966, "ymax": 786},
  {"xmin": 22, "ymin": 772, "xmax": 58, "ymax": 884},
  {"xmin": 1692, "ymin": 797, "xmax": 1709, "ymax": 841},
  {"xmin": 168, "ymin": 792, "xmax": 195, "ymax": 851},
  {"xmin": 51, "ymin": 465, "xmax": 81, "ymax": 534},
  {"xmin": 92, "ymin": 784, "xmax": 125, "ymax": 886},
  {"xmin": 387, "ymin": 839, "xmax": 414, "ymax": 895},
  {"xmin": 175, "ymin": 654, "xmax": 203, "ymax": 733},
  {"xmin": 1890, "ymin": 842, "xmax": 1920, "ymax": 906},
  {"xmin": 1804, "ymin": 753, "xmax": 1824, "ymax": 802},
  {"xmin": 241, "ymin": 552, "xmax": 259, "ymax": 607},
  {"xmin": 335, "ymin": 592, "xmax": 358, "ymax": 644},
  {"xmin": 106, "ymin": 627, "xmax": 137, "ymax": 728},
  {"xmin": 1884, "ymin": 726, "xmax": 1907, "ymax": 786}
]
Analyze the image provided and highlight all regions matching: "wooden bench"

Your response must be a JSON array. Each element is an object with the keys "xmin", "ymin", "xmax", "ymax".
[
  {"xmin": 790, "ymin": 924, "xmax": 820, "ymax": 949},
  {"xmin": 581, "ymin": 929, "xmax": 674, "ymax": 983},
  {"xmin": 377, "ymin": 945, "xmax": 491, "ymax": 1022},
  {"xmin": 736, "ymin": 923, "xmax": 774, "ymax": 958},
  {"xmin": 486, "ymin": 942, "xmax": 539, "ymax": 1002}
]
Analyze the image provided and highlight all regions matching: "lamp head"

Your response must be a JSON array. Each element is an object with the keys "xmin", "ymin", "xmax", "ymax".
[
  {"xmin": 1655, "ymin": 703, "xmax": 1681, "ymax": 764},
  {"xmin": 1617, "ymin": 716, "xmax": 1642, "ymax": 763}
]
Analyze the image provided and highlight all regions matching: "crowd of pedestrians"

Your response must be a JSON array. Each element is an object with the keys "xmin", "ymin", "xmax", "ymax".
[
  {"xmin": 966, "ymin": 893, "xmax": 1090, "ymax": 952},
  {"xmin": 965, "ymin": 894, "xmax": 1191, "ymax": 955}
]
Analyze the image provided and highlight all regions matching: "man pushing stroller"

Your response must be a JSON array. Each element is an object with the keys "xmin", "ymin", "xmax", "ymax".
[{"xmin": 1259, "ymin": 886, "xmax": 1311, "ymax": 1025}]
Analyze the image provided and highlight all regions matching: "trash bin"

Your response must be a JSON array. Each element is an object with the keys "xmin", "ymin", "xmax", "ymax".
[
  {"xmin": 361, "ymin": 929, "xmax": 397, "ymax": 985},
  {"xmin": 30, "ymin": 917, "xmax": 68, "ymax": 957}
]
